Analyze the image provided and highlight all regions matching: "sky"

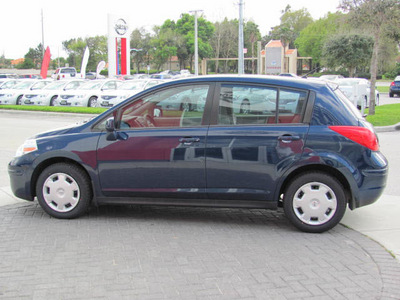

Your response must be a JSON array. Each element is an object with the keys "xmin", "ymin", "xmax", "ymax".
[{"xmin": 1, "ymin": 0, "xmax": 342, "ymax": 59}]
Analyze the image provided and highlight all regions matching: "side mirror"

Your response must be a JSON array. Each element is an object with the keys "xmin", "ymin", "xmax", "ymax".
[{"xmin": 105, "ymin": 117, "xmax": 115, "ymax": 132}]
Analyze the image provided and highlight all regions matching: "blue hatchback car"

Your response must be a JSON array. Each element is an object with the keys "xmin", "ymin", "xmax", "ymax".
[{"xmin": 8, "ymin": 76, "xmax": 388, "ymax": 233}]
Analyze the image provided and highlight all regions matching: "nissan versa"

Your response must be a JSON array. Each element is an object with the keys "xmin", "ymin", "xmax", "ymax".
[{"xmin": 8, "ymin": 76, "xmax": 388, "ymax": 233}]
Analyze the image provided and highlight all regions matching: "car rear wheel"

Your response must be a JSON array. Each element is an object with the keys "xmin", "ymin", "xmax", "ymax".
[
  {"xmin": 283, "ymin": 172, "xmax": 346, "ymax": 233},
  {"xmin": 36, "ymin": 163, "xmax": 92, "ymax": 219},
  {"xmin": 389, "ymin": 92, "xmax": 393, "ymax": 98}
]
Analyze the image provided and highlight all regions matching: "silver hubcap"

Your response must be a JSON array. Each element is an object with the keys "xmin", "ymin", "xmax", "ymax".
[
  {"xmin": 42, "ymin": 173, "xmax": 80, "ymax": 212},
  {"xmin": 292, "ymin": 182, "xmax": 337, "ymax": 226}
]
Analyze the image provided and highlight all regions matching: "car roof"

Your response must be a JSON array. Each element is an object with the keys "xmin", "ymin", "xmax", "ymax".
[{"xmin": 157, "ymin": 75, "xmax": 328, "ymax": 91}]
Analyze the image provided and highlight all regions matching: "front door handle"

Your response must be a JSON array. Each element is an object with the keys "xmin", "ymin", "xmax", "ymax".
[
  {"xmin": 179, "ymin": 137, "xmax": 200, "ymax": 145},
  {"xmin": 278, "ymin": 135, "xmax": 301, "ymax": 143}
]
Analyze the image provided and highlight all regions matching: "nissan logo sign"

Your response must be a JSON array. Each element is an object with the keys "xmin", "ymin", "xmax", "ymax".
[{"xmin": 115, "ymin": 19, "xmax": 128, "ymax": 36}]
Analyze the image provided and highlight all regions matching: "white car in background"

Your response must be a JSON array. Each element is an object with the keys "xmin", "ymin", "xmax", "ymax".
[
  {"xmin": 0, "ymin": 79, "xmax": 22, "ymax": 90},
  {"xmin": 0, "ymin": 80, "xmax": 52, "ymax": 105},
  {"xmin": 98, "ymin": 79, "xmax": 166, "ymax": 108},
  {"xmin": 55, "ymin": 79, "xmax": 122, "ymax": 107},
  {"xmin": 21, "ymin": 80, "xmax": 86, "ymax": 106},
  {"xmin": 336, "ymin": 78, "xmax": 379, "ymax": 109}
]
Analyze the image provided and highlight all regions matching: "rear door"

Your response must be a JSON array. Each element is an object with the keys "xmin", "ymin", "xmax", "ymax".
[{"xmin": 205, "ymin": 82, "xmax": 309, "ymax": 202}]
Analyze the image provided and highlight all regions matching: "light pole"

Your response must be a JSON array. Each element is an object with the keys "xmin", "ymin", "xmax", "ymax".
[
  {"xmin": 238, "ymin": 0, "xmax": 244, "ymax": 75},
  {"xmin": 190, "ymin": 10, "xmax": 203, "ymax": 76}
]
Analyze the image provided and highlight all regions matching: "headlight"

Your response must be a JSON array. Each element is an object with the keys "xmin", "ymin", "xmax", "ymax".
[{"xmin": 15, "ymin": 139, "xmax": 38, "ymax": 157}]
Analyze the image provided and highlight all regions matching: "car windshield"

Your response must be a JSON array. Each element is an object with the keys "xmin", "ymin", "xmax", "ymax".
[
  {"xmin": 78, "ymin": 81, "xmax": 103, "ymax": 90},
  {"xmin": 44, "ymin": 81, "xmax": 67, "ymax": 90},
  {"xmin": 14, "ymin": 81, "xmax": 35, "ymax": 89},
  {"xmin": 119, "ymin": 81, "xmax": 147, "ymax": 90}
]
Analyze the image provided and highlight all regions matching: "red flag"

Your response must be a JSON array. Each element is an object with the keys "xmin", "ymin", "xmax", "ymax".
[{"xmin": 40, "ymin": 46, "xmax": 51, "ymax": 79}]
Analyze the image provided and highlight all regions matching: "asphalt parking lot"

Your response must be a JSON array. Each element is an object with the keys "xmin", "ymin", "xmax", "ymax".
[{"xmin": 1, "ymin": 97, "xmax": 400, "ymax": 299}]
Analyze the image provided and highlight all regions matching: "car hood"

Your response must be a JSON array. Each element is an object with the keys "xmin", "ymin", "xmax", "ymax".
[{"xmin": 32, "ymin": 118, "xmax": 93, "ymax": 139}]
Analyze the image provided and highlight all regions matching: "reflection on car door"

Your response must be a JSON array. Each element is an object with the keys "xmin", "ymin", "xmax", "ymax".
[
  {"xmin": 206, "ymin": 83, "xmax": 309, "ymax": 203},
  {"xmin": 96, "ymin": 84, "xmax": 211, "ymax": 199}
]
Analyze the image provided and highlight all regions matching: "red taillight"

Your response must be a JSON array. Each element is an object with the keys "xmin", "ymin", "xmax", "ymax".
[
  {"xmin": 329, "ymin": 126, "xmax": 379, "ymax": 151},
  {"xmin": 390, "ymin": 82, "xmax": 395, "ymax": 86}
]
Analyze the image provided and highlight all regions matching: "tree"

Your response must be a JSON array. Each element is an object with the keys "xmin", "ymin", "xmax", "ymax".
[
  {"xmin": 24, "ymin": 44, "xmax": 44, "ymax": 68},
  {"xmin": 244, "ymin": 21, "xmax": 262, "ymax": 73},
  {"xmin": 295, "ymin": 13, "xmax": 343, "ymax": 66},
  {"xmin": 130, "ymin": 28, "xmax": 152, "ymax": 73},
  {"xmin": 175, "ymin": 13, "xmax": 214, "ymax": 71},
  {"xmin": 62, "ymin": 38, "xmax": 86, "ymax": 70},
  {"xmin": 15, "ymin": 57, "xmax": 35, "ymax": 69},
  {"xmin": 322, "ymin": 34, "xmax": 373, "ymax": 77},
  {"xmin": 269, "ymin": 5, "xmax": 313, "ymax": 49},
  {"xmin": 210, "ymin": 18, "xmax": 238, "ymax": 73},
  {"xmin": 339, "ymin": 0, "xmax": 400, "ymax": 114},
  {"xmin": 151, "ymin": 26, "xmax": 178, "ymax": 71}
]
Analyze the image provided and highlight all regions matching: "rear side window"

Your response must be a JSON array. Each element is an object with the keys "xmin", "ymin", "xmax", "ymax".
[{"xmin": 218, "ymin": 84, "xmax": 307, "ymax": 125}]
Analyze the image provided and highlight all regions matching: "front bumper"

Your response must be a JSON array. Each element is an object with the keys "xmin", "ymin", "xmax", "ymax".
[{"xmin": 8, "ymin": 162, "xmax": 34, "ymax": 201}]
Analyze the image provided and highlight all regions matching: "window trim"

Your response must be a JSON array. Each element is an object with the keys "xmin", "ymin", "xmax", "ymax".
[
  {"xmin": 91, "ymin": 82, "xmax": 215, "ymax": 132},
  {"xmin": 211, "ymin": 82, "xmax": 310, "ymax": 126}
]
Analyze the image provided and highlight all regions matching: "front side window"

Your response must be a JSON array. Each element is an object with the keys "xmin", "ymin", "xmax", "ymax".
[
  {"xmin": 218, "ymin": 84, "xmax": 307, "ymax": 125},
  {"xmin": 118, "ymin": 84, "xmax": 209, "ymax": 129}
]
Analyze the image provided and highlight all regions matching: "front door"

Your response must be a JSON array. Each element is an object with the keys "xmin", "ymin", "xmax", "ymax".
[{"xmin": 96, "ymin": 84, "xmax": 211, "ymax": 199}]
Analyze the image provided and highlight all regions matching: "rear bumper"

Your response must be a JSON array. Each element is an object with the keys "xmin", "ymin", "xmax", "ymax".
[{"xmin": 350, "ymin": 152, "xmax": 388, "ymax": 209}]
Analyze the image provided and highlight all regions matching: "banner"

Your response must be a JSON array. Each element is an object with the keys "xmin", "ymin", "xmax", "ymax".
[{"xmin": 40, "ymin": 47, "xmax": 51, "ymax": 79}]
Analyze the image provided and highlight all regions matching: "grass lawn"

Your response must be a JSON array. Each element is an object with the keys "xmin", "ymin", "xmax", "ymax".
[
  {"xmin": 0, "ymin": 105, "xmax": 107, "ymax": 115},
  {"xmin": 1, "ymin": 103, "xmax": 399, "ymax": 127},
  {"xmin": 366, "ymin": 104, "xmax": 400, "ymax": 126}
]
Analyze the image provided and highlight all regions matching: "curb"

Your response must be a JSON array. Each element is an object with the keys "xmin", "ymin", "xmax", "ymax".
[{"xmin": 375, "ymin": 122, "xmax": 400, "ymax": 133}]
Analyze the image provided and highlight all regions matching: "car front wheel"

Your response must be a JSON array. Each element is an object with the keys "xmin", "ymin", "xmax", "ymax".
[
  {"xmin": 36, "ymin": 163, "xmax": 92, "ymax": 219},
  {"xmin": 283, "ymin": 172, "xmax": 346, "ymax": 233},
  {"xmin": 88, "ymin": 97, "xmax": 97, "ymax": 107}
]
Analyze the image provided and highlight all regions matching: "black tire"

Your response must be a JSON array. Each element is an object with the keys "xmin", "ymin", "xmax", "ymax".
[
  {"xmin": 36, "ymin": 163, "xmax": 92, "ymax": 219},
  {"xmin": 283, "ymin": 172, "xmax": 347, "ymax": 233},
  {"xmin": 389, "ymin": 92, "xmax": 393, "ymax": 98},
  {"xmin": 88, "ymin": 96, "xmax": 97, "ymax": 107},
  {"xmin": 50, "ymin": 96, "xmax": 57, "ymax": 106},
  {"xmin": 16, "ymin": 95, "xmax": 23, "ymax": 105},
  {"xmin": 376, "ymin": 94, "xmax": 379, "ymax": 106}
]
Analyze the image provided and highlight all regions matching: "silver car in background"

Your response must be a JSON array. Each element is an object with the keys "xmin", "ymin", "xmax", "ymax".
[
  {"xmin": 21, "ymin": 80, "xmax": 86, "ymax": 106},
  {"xmin": 0, "ymin": 80, "xmax": 52, "ymax": 105},
  {"xmin": 55, "ymin": 79, "xmax": 122, "ymax": 107},
  {"xmin": 98, "ymin": 79, "xmax": 166, "ymax": 108}
]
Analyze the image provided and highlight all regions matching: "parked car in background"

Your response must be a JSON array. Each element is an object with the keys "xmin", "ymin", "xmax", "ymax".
[
  {"xmin": 336, "ymin": 78, "xmax": 379, "ymax": 109},
  {"xmin": 55, "ymin": 79, "xmax": 122, "ymax": 107},
  {"xmin": 0, "ymin": 79, "xmax": 21, "ymax": 90},
  {"xmin": 389, "ymin": 75, "xmax": 400, "ymax": 98},
  {"xmin": 98, "ymin": 79, "xmax": 165, "ymax": 108},
  {"xmin": 52, "ymin": 67, "xmax": 80, "ymax": 80},
  {"xmin": 21, "ymin": 80, "xmax": 86, "ymax": 106},
  {"xmin": 0, "ymin": 79, "xmax": 52, "ymax": 105},
  {"xmin": 19, "ymin": 74, "xmax": 41, "ymax": 79},
  {"xmin": 0, "ymin": 73, "xmax": 18, "ymax": 79},
  {"xmin": 8, "ymin": 76, "xmax": 388, "ymax": 233},
  {"xmin": 319, "ymin": 74, "xmax": 344, "ymax": 81}
]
